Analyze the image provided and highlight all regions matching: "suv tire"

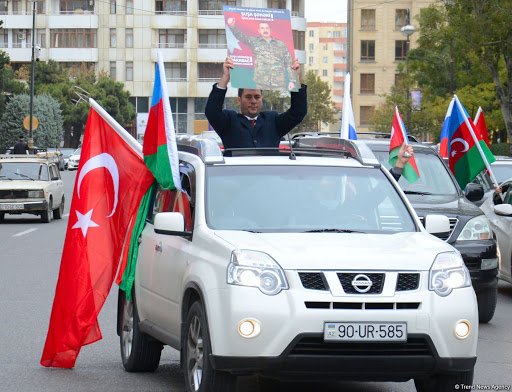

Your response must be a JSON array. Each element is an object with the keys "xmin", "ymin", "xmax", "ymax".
[
  {"xmin": 41, "ymin": 199, "xmax": 52, "ymax": 223},
  {"xmin": 119, "ymin": 290, "xmax": 162, "ymax": 372},
  {"xmin": 477, "ymin": 286, "xmax": 498, "ymax": 323},
  {"xmin": 0, "ymin": 213, "xmax": 4, "ymax": 222},
  {"xmin": 414, "ymin": 369, "xmax": 473, "ymax": 392},
  {"xmin": 54, "ymin": 196, "xmax": 65, "ymax": 220},
  {"xmin": 183, "ymin": 301, "xmax": 236, "ymax": 392}
]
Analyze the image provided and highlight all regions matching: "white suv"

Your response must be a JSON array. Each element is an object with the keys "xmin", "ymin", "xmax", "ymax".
[{"xmin": 117, "ymin": 137, "xmax": 478, "ymax": 392}]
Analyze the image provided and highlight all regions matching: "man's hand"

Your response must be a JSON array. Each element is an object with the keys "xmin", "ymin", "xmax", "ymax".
[
  {"xmin": 218, "ymin": 56, "xmax": 234, "ymax": 89},
  {"xmin": 291, "ymin": 58, "xmax": 301, "ymax": 85},
  {"xmin": 396, "ymin": 143, "xmax": 414, "ymax": 168}
]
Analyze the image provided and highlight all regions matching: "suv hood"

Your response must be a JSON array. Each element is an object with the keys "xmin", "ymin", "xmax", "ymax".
[
  {"xmin": 214, "ymin": 231, "xmax": 454, "ymax": 270},
  {"xmin": 0, "ymin": 181, "xmax": 49, "ymax": 190},
  {"xmin": 406, "ymin": 193, "xmax": 482, "ymax": 218}
]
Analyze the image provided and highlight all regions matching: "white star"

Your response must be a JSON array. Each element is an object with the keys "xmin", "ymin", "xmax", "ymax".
[{"xmin": 72, "ymin": 209, "xmax": 100, "ymax": 237}]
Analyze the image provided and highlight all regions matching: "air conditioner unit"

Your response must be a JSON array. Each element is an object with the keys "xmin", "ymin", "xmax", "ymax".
[{"xmin": 17, "ymin": 32, "xmax": 25, "ymax": 40}]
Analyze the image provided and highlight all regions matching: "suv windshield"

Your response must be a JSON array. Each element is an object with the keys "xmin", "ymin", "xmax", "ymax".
[
  {"xmin": 373, "ymin": 150, "xmax": 459, "ymax": 195},
  {"xmin": 206, "ymin": 165, "xmax": 416, "ymax": 233},
  {"xmin": 0, "ymin": 162, "xmax": 49, "ymax": 181}
]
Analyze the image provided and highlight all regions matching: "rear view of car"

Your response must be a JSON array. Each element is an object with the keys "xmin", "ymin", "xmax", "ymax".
[{"xmin": 67, "ymin": 147, "xmax": 81, "ymax": 170}]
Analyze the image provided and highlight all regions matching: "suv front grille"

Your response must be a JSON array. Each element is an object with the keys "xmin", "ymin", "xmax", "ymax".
[
  {"xmin": 289, "ymin": 336, "xmax": 432, "ymax": 356},
  {"xmin": 304, "ymin": 301, "xmax": 420, "ymax": 310},
  {"xmin": 396, "ymin": 273, "xmax": 419, "ymax": 291},
  {"xmin": 419, "ymin": 217, "xmax": 458, "ymax": 240},
  {"xmin": 338, "ymin": 273, "xmax": 384, "ymax": 294},
  {"xmin": 299, "ymin": 272, "xmax": 328, "ymax": 291},
  {"xmin": 0, "ymin": 190, "xmax": 28, "ymax": 199}
]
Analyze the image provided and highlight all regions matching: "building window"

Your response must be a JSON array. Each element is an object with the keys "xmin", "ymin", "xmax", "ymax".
[
  {"xmin": 50, "ymin": 29, "xmax": 97, "ymax": 48},
  {"xmin": 198, "ymin": 29, "xmax": 226, "ymax": 48},
  {"xmin": 155, "ymin": 0, "xmax": 187, "ymax": 14},
  {"xmin": 125, "ymin": 28, "xmax": 133, "ymax": 48},
  {"xmin": 360, "ymin": 40, "xmax": 375, "ymax": 61},
  {"xmin": 292, "ymin": 30, "xmax": 304, "ymax": 51},
  {"xmin": 322, "ymin": 56, "xmax": 328, "ymax": 63},
  {"xmin": 333, "ymin": 31, "xmax": 341, "ymax": 38},
  {"xmin": 360, "ymin": 73, "xmax": 375, "ymax": 94},
  {"xmin": 164, "ymin": 62, "xmax": 187, "ymax": 80},
  {"xmin": 110, "ymin": 61, "xmax": 116, "ymax": 80},
  {"xmin": 395, "ymin": 40, "xmax": 408, "ymax": 60},
  {"xmin": 59, "ymin": 0, "xmax": 92, "ymax": 14},
  {"xmin": 125, "ymin": 61, "xmax": 133, "ymax": 81},
  {"xmin": 159, "ymin": 29, "xmax": 186, "ymax": 48},
  {"xmin": 267, "ymin": 0, "xmax": 285, "ymax": 8},
  {"xmin": 322, "ymin": 69, "xmax": 328, "ymax": 77},
  {"xmin": 126, "ymin": 0, "xmax": 133, "ymax": 14},
  {"xmin": 198, "ymin": 0, "xmax": 238, "ymax": 14},
  {"xmin": 36, "ymin": 29, "xmax": 46, "ymax": 48},
  {"xmin": 309, "ymin": 43, "xmax": 314, "ymax": 51},
  {"xmin": 361, "ymin": 9, "xmax": 375, "ymax": 30},
  {"xmin": 291, "ymin": 0, "xmax": 300, "ymax": 16},
  {"xmin": 0, "ymin": 1, "xmax": 6, "ymax": 14},
  {"xmin": 26, "ymin": 0, "xmax": 46, "ymax": 14},
  {"xmin": 110, "ymin": 0, "xmax": 116, "ymax": 14},
  {"xmin": 110, "ymin": 28, "xmax": 116, "ymax": 48},
  {"xmin": 309, "ymin": 30, "xmax": 314, "ymax": 37},
  {"xmin": 308, "ymin": 56, "xmax": 314, "ymax": 66},
  {"xmin": 360, "ymin": 106, "xmax": 375, "ymax": 126},
  {"xmin": 0, "ymin": 31, "xmax": 7, "ymax": 47},
  {"xmin": 323, "ymin": 44, "xmax": 328, "ymax": 50},
  {"xmin": 395, "ymin": 9, "xmax": 409, "ymax": 30},
  {"xmin": 198, "ymin": 62, "xmax": 223, "ymax": 80}
]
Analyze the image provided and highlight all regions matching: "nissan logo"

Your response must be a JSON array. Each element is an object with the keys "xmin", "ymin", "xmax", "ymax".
[{"xmin": 351, "ymin": 274, "xmax": 373, "ymax": 293}]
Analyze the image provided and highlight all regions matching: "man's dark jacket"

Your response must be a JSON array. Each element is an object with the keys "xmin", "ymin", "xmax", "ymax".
[{"xmin": 204, "ymin": 84, "xmax": 307, "ymax": 149}]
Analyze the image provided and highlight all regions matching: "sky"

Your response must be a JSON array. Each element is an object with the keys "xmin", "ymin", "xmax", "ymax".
[{"xmin": 305, "ymin": 0, "xmax": 347, "ymax": 23}]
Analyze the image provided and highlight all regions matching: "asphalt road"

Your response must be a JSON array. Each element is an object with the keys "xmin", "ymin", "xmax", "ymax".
[{"xmin": 0, "ymin": 169, "xmax": 511, "ymax": 392}]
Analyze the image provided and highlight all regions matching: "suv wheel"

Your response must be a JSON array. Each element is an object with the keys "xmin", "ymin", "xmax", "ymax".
[
  {"xmin": 41, "ymin": 199, "xmax": 53, "ymax": 223},
  {"xmin": 183, "ymin": 301, "xmax": 236, "ymax": 392},
  {"xmin": 414, "ymin": 369, "xmax": 473, "ymax": 392},
  {"xmin": 53, "ymin": 196, "xmax": 65, "ymax": 220},
  {"xmin": 477, "ymin": 286, "xmax": 498, "ymax": 323},
  {"xmin": 0, "ymin": 213, "xmax": 4, "ymax": 222},
  {"xmin": 119, "ymin": 290, "xmax": 162, "ymax": 372}
]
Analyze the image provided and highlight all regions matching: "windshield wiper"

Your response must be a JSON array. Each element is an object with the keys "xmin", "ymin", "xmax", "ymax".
[
  {"xmin": 404, "ymin": 190, "xmax": 433, "ymax": 195},
  {"xmin": 0, "ymin": 175, "xmax": 14, "ymax": 180},
  {"xmin": 304, "ymin": 228, "xmax": 366, "ymax": 233},
  {"xmin": 13, "ymin": 173, "xmax": 35, "ymax": 181}
]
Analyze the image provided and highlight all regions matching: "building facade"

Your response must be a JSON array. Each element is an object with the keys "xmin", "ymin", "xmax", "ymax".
[
  {"xmin": 0, "ymin": 0, "xmax": 306, "ymax": 137},
  {"xmin": 348, "ymin": 0, "xmax": 436, "ymax": 131},
  {"xmin": 305, "ymin": 22, "xmax": 347, "ymax": 131}
]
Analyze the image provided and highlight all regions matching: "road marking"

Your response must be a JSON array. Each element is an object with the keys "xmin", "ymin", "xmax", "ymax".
[{"xmin": 13, "ymin": 228, "xmax": 38, "ymax": 237}]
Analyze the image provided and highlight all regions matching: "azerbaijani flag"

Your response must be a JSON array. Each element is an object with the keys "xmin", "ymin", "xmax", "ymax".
[
  {"xmin": 447, "ymin": 96, "xmax": 495, "ymax": 189},
  {"xmin": 389, "ymin": 106, "xmax": 420, "ymax": 183},
  {"xmin": 142, "ymin": 51, "xmax": 181, "ymax": 190},
  {"xmin": 439, "ymin": 98, "xmax": 454, "ymax": 159},
  {"xmin": 340, "ymin": 72, "xmax": 357, "ymax": 140},
  {"xmin": 474, "ymin": 106, "xmax": 491, "ymax": 147}
]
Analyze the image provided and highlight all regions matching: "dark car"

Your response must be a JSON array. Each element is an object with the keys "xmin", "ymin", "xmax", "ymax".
[{"xmin": 363, "ymin": 139, "xmax": 498, "ymax": 323}]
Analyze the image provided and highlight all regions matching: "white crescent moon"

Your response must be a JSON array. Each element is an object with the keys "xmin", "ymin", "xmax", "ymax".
[
  {"xmin": 77, "ymin": 153, "xmax": 119, "ymax": 218},
  {"xmin": 450, "ymin": 138, "xmax": 469, "ymax": 157}
]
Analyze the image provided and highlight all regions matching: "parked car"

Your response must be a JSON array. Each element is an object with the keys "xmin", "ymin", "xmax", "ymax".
[
  {"xmin": 38, "ymin": 148, "xmax": 65, "ymax": 171},
  {"xmin": 67, "ymin": 147, "xmax": 81, "ymax": 170},
  {"xmin": 59, "ymin": 148, "xmax": 76, "ymax": 170},
  {"xmin": 118, "ymin": 136, "xmax": 477, "ymax": 392},
  {"xmin": 0, "ymin": 154, "xmax": 65, "ymax": 222}
]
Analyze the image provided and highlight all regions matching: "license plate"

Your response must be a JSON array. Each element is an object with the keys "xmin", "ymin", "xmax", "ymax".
[
  {"xmin": 324, "ymin": 322, "xmax": 407, "ymax": 342},
  {"xmin": 0, "ymin": 203, "xmax": 23, "ymax": 211}
]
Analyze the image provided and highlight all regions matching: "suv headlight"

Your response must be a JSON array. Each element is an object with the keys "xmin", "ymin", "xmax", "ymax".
[
  {"xmin": 227, "ymin": 250, "xmax": 289, "ymax": 295},
  {"xmin": 456, "ymin": 215, "xmax": 492, "ymax": 241},
  {"xmin": 28, "ymin": 190, "xmax": 44, "ymax": 198},
  {"xmin": 429, "ymin": 252, "xmax": 471, "ymax": 297}
]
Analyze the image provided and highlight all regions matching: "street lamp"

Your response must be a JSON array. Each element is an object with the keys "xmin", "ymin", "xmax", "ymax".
[
  {"xmin": 401, "ymin": 24, "xmax": 415, "ymax": 130},
  {"xmin": 28, "ymin": 0, "xmax": 36, "ymax": 149}
]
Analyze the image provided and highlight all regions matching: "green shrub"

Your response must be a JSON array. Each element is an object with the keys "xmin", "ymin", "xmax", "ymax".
[{"xmin": 490, "ymin": 143, "xmax": 511, "ymax": 157}]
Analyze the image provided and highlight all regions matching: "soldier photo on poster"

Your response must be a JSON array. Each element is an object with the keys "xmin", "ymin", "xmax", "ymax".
[{"xmin": 223, "ymin": 6, "xmax": 298, "ymax": 93}]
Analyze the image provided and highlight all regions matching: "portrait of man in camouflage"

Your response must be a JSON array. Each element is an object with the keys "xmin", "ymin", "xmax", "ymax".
[{"xmin": 227, "ymin": 17, "xmax": 298, "ymax": 93}]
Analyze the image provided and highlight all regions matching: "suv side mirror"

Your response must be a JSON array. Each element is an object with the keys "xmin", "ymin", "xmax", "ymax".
[
  {"xmin": 494, "ymin": 204, "xmax": 512, "ymax": 216},
  {"xmin": 424, "ymin": 214, "xmax": 450, "ymax": 237},
  {"xmin": 464, "ymin": 183, "xmax": 484, "ymax": 202},
  {"xmin": 154, "ymin": 212, "xmax": 187, "ymax": 235}
]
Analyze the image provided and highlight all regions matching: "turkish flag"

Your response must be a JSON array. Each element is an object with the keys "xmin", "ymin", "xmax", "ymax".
[{"xmin": 40, "ymin": 106, "xmax": 154, "ymax": 368}]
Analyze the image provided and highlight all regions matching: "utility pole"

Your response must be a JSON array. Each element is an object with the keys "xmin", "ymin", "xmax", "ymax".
[
  {"xmin": 401, "ymin": 24, "xmax": 415, "ymax": 130},
  {"xmin": 28, "ymin": 0, "xmax": 36, "ymax": 149}
]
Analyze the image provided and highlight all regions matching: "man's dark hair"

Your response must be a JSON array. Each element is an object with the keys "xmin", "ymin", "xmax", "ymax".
[
  {"xmin": 238, "ymin": 88, "xmax": 263, "ymax": 97},
  {"xmin": 19, "ymin": 135, "xmax": 24, "ymax": 139}
]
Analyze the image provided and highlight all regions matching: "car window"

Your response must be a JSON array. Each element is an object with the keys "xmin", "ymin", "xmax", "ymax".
[
  {"xmin": 373, "ymin": 150, "xmax": 459, "ymax": 195},
  {"xmin": 73, "ymin": 148, "xmax": 81, "ymax": 155},
  {"xmin": 0, "ymin": 162, "xmax": 49, "ymax": 180},
  {"xmin": 152, "ymin": 175, "xmax": 195, "ymax": 231},
  {"xmin": 205, "ymin": 165, "xmax": 416, "ymax": 233},
  {"xmin": 491, "ymin": 163, "xmax": 512, "ymax": 184}
]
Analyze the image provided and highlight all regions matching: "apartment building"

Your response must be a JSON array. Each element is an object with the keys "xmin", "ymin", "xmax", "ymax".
[
  {"xmin": 305, "ymin": 22, "xmax": 347, "ymax": 131},
  {"xmin": 348, "ymin": 0, "xmax": 435, "ymax": 131},
  {"xmin": 0, "ymin": 0, "xmax": 306, "ymax": 137}
]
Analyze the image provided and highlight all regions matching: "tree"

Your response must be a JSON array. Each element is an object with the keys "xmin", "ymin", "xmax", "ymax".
[
  {"xmin": 0, "ymin": 50, "xmax": 27, "ymax": 117},
  {"xmin": 0, "ymin": 94, "xmax": 63, "ymax": 150},
  {"xmin": 294, "ymin": 70, "xmax": 338, "ymax": 133}
]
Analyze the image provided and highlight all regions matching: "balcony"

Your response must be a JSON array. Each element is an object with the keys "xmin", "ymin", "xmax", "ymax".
[
  {"xmin": 48, "ymin": 48, "xmax": 98, "ymax": 62},
  {"xmin": 333, "ymin": 76, "xmax": 345, "ymax": 82},
  {"xmin": 151, "ymin": 47, "xmax": 187, "ymax": 62},
  {"xmin": 48, "ymin": 13, "xmax": 98, "ymax": 28},
  {"xmin": 151, "ymin": 14, "xmax": 187, "ymax": 29}
]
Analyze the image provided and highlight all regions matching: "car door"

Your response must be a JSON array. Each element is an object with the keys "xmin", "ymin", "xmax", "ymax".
[
  {"xmin": 490, "ymin": 182, "xmax": 512, "ymax": 281},
  {"xmin": 48, "ymin": 164, "xmax": 63, "ymax": 206}
]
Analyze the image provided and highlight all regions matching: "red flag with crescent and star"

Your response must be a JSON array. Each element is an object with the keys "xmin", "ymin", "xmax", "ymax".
[{"xmin": 40, "ymin": 105, "xmax": 154, "ymax": 368}]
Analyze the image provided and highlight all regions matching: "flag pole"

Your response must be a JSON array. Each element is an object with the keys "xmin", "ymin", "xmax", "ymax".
[
  {"xmin": 474, "ymin": 106, "xmax": 482, "ymax": 124},
  {"xmin": 88, "ymin": 98, "xmax": 143, "ymax": 158},
  {"xmin": 453, "ymin": 95, "xmax": 498, "ymax": 187}
]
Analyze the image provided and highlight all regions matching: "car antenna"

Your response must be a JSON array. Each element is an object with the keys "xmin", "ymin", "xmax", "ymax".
[{"xmin": 286, "ymin": 133, "xmax": 296, "ymax": 160}]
